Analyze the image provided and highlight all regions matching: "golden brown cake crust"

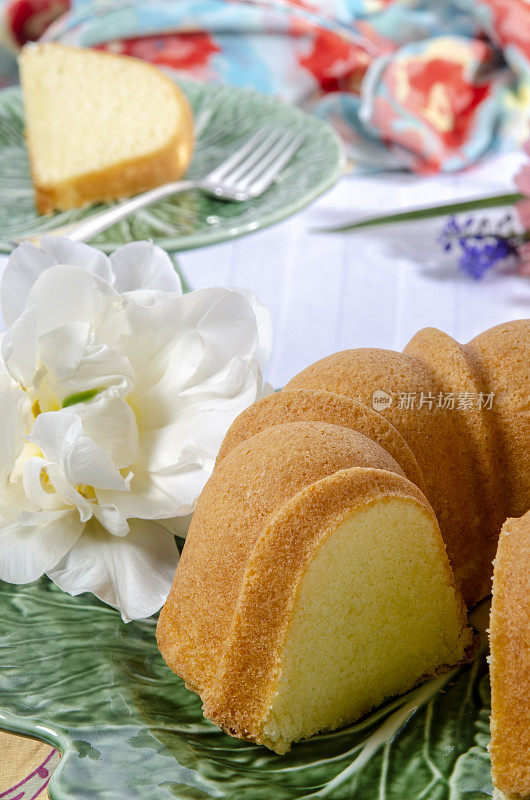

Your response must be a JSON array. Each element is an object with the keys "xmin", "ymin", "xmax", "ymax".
[
  {"xmin": 217, "ymin": 388, "xmax": 427, "ymax": 492},
  {"xmin": 405, "ymin": 327, "xmax": 507, "ymax": 602},
  {"xmin": 490, "ymin": 512, "xmax": 530, "ymax": 799},
  {"xmin": 202, "ymin": 468, "xmax": 460, "ymax": 745},
  {"xmin": 468, "ymin": 321, "xmax": 530, "ymax": 519},
  {"xmin": 156, "ymin": 421, "xmax": 407, "ymax": 692}
]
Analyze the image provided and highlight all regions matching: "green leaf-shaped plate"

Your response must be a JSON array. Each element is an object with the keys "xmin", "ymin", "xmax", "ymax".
[
  {"xmin": 0, "ymin": 575, "xmax": 493, "ymax": 800},
  {"xmin": 0, "ymin": 79, "xmax": 344, "ymax": 253}
]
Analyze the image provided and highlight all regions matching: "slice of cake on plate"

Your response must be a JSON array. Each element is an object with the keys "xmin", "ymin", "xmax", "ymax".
[
  {"xmin": 157, "ymin": 421, "xmax": 474, "ymax": 753},
  {"xmin": 19, "ymin": 43, "xmax": 194, "ymax": 213}
]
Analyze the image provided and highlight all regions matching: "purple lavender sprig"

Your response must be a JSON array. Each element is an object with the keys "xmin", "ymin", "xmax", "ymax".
[{"xmin": 439, "ymin": 214, "xmax": 521, "ymax": 280}]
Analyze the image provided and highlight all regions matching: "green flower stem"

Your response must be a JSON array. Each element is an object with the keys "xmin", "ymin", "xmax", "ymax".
[{"xmin": 315, "ymin": 192, "xmax": 524, "ymax": 233}]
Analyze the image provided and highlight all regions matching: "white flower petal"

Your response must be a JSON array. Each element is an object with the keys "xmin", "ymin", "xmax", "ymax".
[
  {"xmin": 39, "ymin": 331, "xmax": 134, "ymax": 405},
  {"xmin": 126, "ymin": 290, "xmax": 262, "ymax": 431},
  {"xmin": 62, "ymin": 343, "xmax": 133, "ymax": 401},
  {"xmin": 0, "ymin": 334, "xmax": 7, "ymax": 373},
  {"xmin": 73, "ymin": 393, "xmax": 139, "ymax": 469},
  {"xmin": 121, "ymin": 289, "xmax": 171, "ymax": 307},
  {"xmin": 95, "ymin": 468, "xmax": 172, "ymax": 520},
  {"xmin": 22, "ymin": 456, "xmax": 61, "ymax": 511},
  {"xmin": 111, "ymin": 294, "xmax": 188, "ymax": 382},
  {"xmin": 130, "ymin": 331, "xmax": 204, "ymax": 430},
  {"xmin": 47, "ymin": 518, "xmax": 179, "ymax": 621},
  {"xmin": 2, "ymin": 267, "xmax": 123, "ymax": 391},
  {"xmin": 138, "ymin": 395, "xmax": 258, "ymax": 474},
  {"xmin": 1, "ymin": 304, "xmax": 39, "ymax": 388},
  {"xmin": 44, "ymin": 462, "xmax": 93, "ymax": 522},
  {"xmin": 0, "ymin": 238, "xmax": 112, "ymax": 327},
  {"xmin": 147, "ymin": 467, "xmax": 212, "ymax": 517},
  {"xmin": 92, "ymin": 503, "xmax": 129, "ymax": 537},
  {"xmin": 37, "ymin": 322, "xmax": 91, "ymax": 379},
  {"xmin": 0, "ymin": 478, "xmax": 33, "ymax": 519},
  {"xmin": 26, "ymin": 265, "xmax": 119, "ymax": 336},
  {"xmin": 63, "ymin": 429, "xmax": 128, "ymax": 493},
  {"xmin": 138, "ymin": 359, "xmax": 263, "ymax": 444},
  {"xmin": 122, "ymin": 289, "xmax": 255, "ymax": 384},
  {"xmin": 40, "ymin": 236, "xmax": 113, "ymax": 279},
  {"xmin": 32, "ymin": 322, "xmax": 134, "ymax": 410},
  {"xmin": 235, "ymin": 288, "xmax": 273, "ymax": 369},
  {"xmin": 27, "ymin": 409, "xmax": 80, "ymax": 465},
  {"xmin": 182, "ymin": 357, "xmax": 263, "ymax": 402},
  {"xmin": 28, "ymin": 411, "xmax": 128, "ymax": 491},
  {"xmin": 1, "ymin": 242, "xmax": 50, "ymax": 328},
  {"xmin": 0, "ymin": 376, "xmax": 32, "ymax": 482},
  {"xmin": 96, "ymin": 459, "xmax": 210, "ymax": 520},
  {"xmin": 0, "ymin": 508, "xmax": 83, "ymax": 583},
  {"xmin": 109, "ymin": 242, "xmax": 182, "ymax": 294},
  {"xmin": 180, "ymin": 290, "xmax": 259, "ymax": 385}
]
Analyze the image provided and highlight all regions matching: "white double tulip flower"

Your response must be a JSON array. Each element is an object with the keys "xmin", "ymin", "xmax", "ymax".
[{"xmin": 0, "ymin": 238, "xmax": 271, "ymax": 620}]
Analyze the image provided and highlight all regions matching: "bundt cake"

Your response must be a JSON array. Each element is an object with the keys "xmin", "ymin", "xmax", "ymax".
[
  {"xmin": 157, "ymin": 319, "xmax": 530, "ymax": 754},
  {"xmin": 490, "ymin": 511, "xmax": 530, "ymax": 800}
]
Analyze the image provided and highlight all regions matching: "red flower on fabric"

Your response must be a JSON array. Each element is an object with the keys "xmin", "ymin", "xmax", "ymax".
[
  {"xmin": 297, "ymin": 28, "xmax": 370, "ymax": 93},
  {"xmin": 5, "ymin": 0, "xmax": 70, "ymax": 47},
  {"xmin": 405, "ymin": 56, "xmax": 490, "ymax": 149},
  {"xmin": 100, "ymin": 33, "xmax": 221, "ymax": 71},
  {"xmin": 370, "ymin": 39, "xmax": 493, "ymax": 171}
]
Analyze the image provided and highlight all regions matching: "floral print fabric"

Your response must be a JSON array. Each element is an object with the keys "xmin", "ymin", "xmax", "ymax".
[{"xmin": 0, "ymin": 0, "xmax": 529, "ymax": 172}]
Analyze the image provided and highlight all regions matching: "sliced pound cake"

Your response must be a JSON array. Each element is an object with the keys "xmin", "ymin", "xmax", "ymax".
[{"xmin": 19, "ymin": 43, "xmax": 194, "ymax": 213}]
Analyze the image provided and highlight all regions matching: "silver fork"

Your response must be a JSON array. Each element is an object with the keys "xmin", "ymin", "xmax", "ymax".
[{"xmin": 14, "ymin": 128, "xmax": 305, "ymax": 247}]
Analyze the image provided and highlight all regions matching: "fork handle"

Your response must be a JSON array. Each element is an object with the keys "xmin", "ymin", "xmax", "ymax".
[{"xmin": 15, "ymin": 179, "xmax": 199, "ymax": 247}]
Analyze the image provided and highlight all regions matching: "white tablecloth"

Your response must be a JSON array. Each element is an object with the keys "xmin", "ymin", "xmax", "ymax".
[{"xmin": 1, "ymin": 151, "xmax": 529, "ymax": 388}]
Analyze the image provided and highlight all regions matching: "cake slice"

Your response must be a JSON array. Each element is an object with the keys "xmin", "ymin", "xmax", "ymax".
[
  {"xmin": 490, "ymin": 512, "xmax": 530, "ymax": 800},
  {"xmin": 157, "ymin": 422, "xmax": 474, "ymax": 753},
  {"xmin": 19, "ymin": 43, "xmax": 194, "ymax": 213}
]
